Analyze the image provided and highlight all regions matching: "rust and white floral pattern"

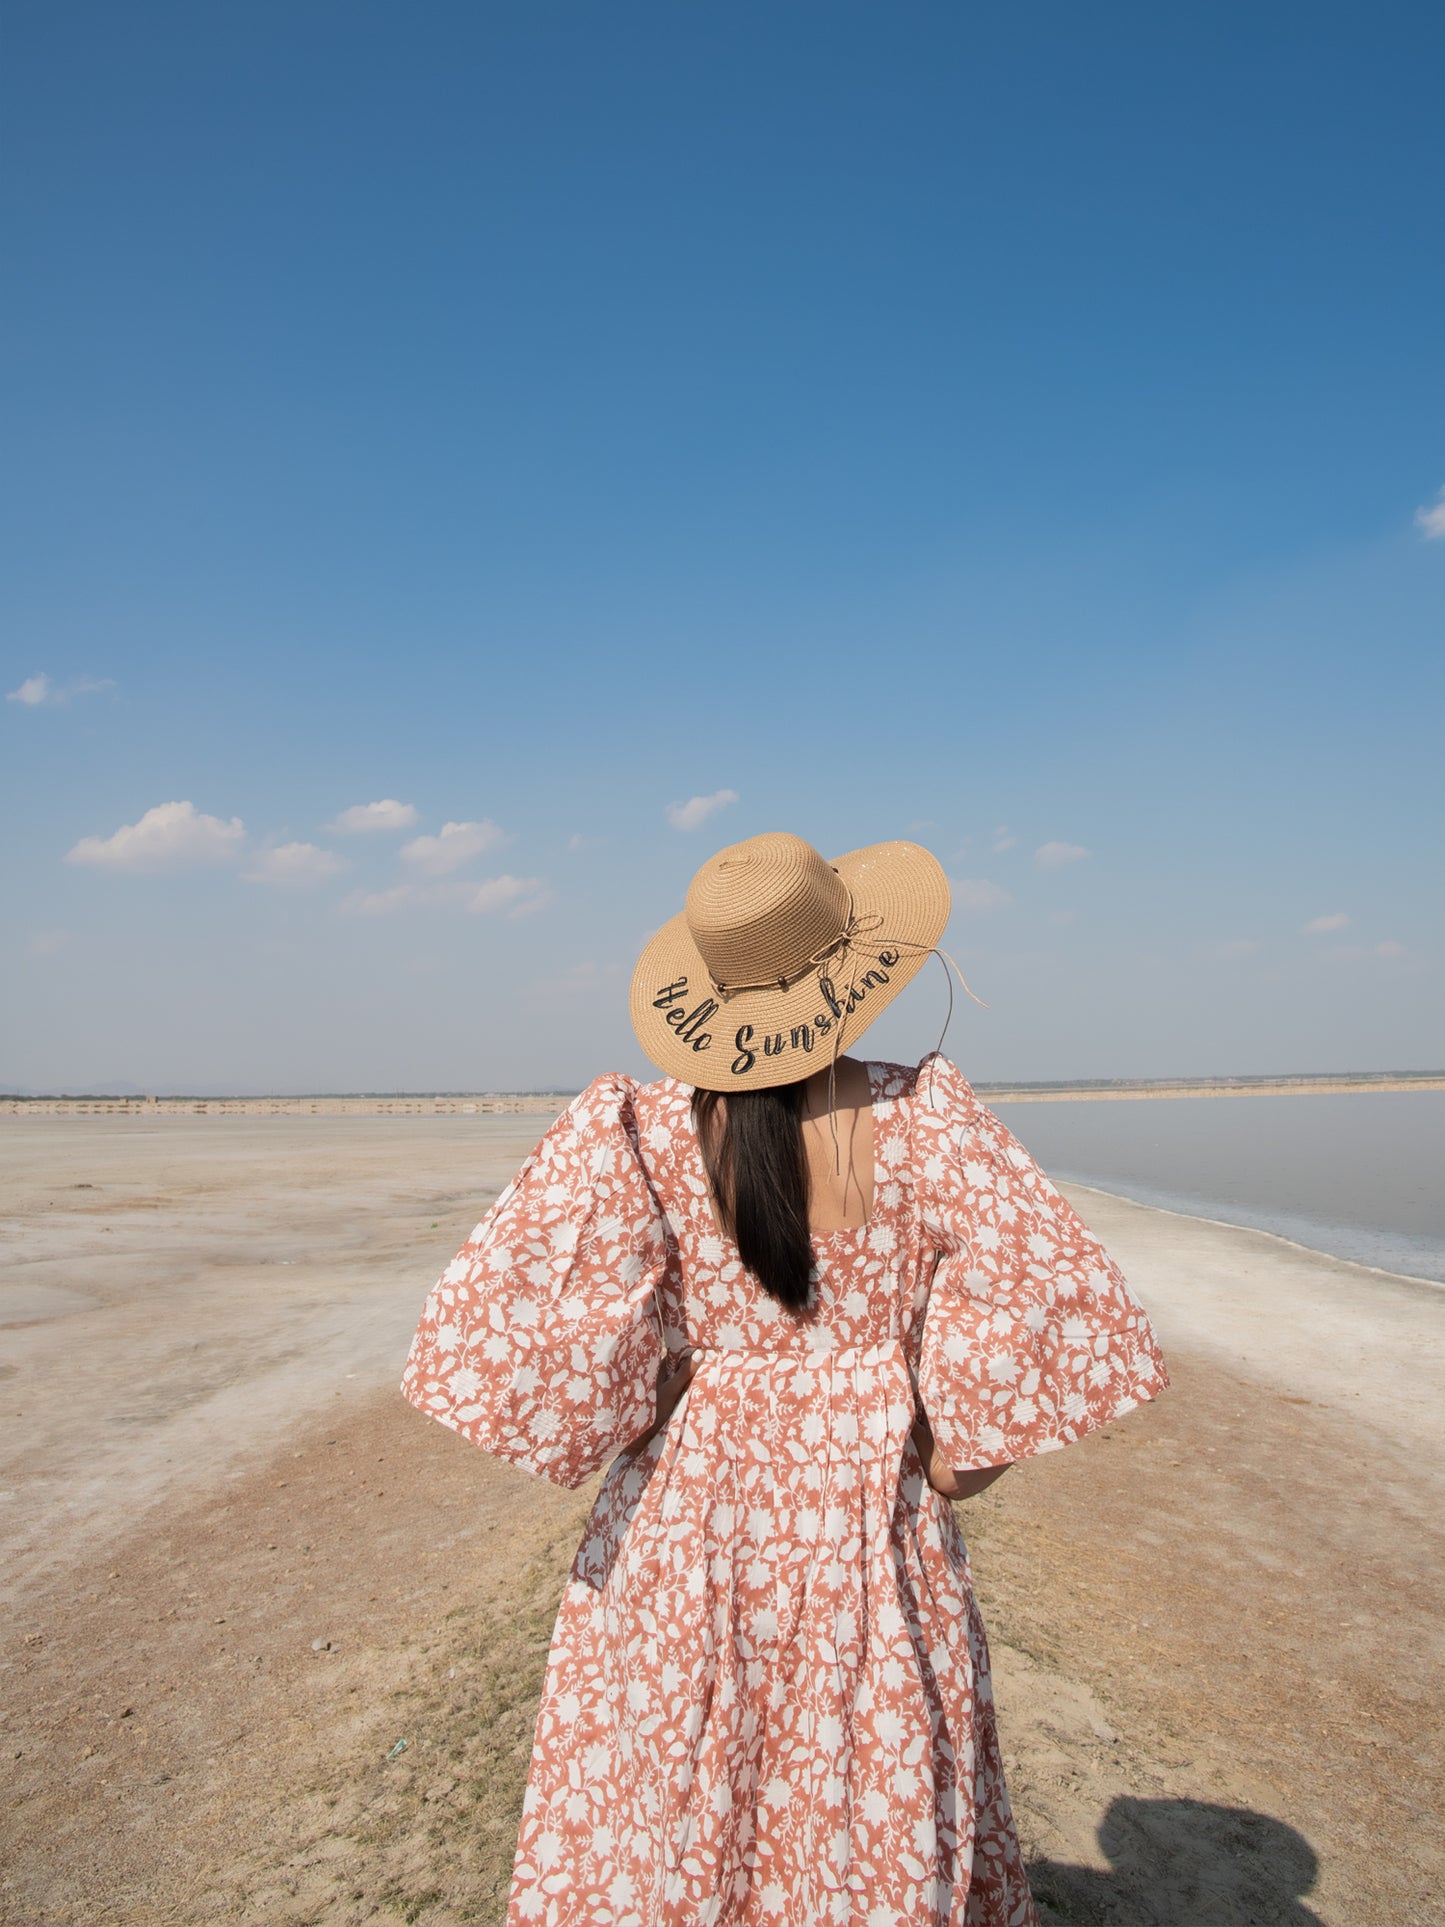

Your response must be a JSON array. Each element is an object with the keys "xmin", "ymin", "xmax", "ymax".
[
  {"xmin": 403, "ymin": 1075, "xmax": 667, "ymax": 1489},
  {"xmin": 403, "ymin": 1054, "xmax": 1168, "ymax": 1926},
  {"xmin": 913, "ymin": 1055, "xmax": 1169, "ymax": 1472}
]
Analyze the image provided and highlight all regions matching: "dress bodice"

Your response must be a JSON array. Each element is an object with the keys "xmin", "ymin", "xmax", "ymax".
[
  {"xmin": 403, "ymin": 1051, "xmax": 1166, "ymax": 1488},
  {"xmin": 632, "ymin": 1061, "xmax": 926, "ymax": 1361}
]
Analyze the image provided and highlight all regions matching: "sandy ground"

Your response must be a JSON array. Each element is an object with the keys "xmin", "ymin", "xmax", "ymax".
[{"xmin": 2, "ymin": 1114, "xmax": 1443, "ymax": 1926}]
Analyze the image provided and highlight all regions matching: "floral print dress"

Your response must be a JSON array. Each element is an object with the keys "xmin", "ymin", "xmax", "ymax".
[{"xmin": 402, "ymin": 1053, "xmax": 1168, "ymax": 1927}]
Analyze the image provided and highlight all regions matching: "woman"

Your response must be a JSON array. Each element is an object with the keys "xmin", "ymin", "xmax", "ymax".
[{"xmin": 403, "ymin": 832, "xmax": 1168, "ymax": 1927}]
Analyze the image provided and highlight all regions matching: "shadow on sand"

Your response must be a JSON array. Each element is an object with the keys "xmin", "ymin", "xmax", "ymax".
[{"xmin": 1029, "ymin": 1795, "xmax": 1323, "ymax": 1925}]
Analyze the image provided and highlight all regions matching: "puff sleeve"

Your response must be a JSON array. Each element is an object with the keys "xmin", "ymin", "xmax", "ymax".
[
  {"xmin": 913, "ymin": 1053, "xmax": 1168, "ymax": 1471},
  {"xmin": 401, "ymin": 1074, "xmax": 668, "ymax": 1489}
]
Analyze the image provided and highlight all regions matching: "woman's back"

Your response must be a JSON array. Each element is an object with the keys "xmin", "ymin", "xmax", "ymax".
[
  {"xmin": 797, "ymin": 1054, "xmax": 876, "ymax": 1234},
  {"xmin": 638, "ymin": 1057, "xmax": 919, "ymax": 1358}
]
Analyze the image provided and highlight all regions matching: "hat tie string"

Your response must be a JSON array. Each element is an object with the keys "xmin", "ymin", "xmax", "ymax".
[
  {"xmin": 707, "ymin": 906, "xmax": 887, "ymax": 1002},
  {"xmin": 705, "ymin": 891, "xmax": 989, "ymax": 1177},
  {"xmin": 817, "ymin": 934, "xmax": 988, "ymax": 1172}
]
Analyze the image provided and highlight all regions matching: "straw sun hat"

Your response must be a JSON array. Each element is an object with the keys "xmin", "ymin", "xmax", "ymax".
[{"xmin": 629, "ymin": 832, "xmax": 952, "ymax": 1091}]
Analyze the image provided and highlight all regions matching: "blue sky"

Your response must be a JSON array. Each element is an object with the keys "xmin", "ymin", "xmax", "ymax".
[{"xmin": 3, "ymin": 0, "xmax": 1442, "ymax": 1092}]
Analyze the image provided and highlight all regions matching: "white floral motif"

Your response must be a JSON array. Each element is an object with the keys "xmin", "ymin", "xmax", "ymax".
[{"xmin": 401, "ymin": 1053, "xmax": 1168, "ymax": 1926}]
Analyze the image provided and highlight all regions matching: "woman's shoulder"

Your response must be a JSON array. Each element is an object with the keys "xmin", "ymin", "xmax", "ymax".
[
  {"xmin": 867, "ymin": 1051, "xmax": 979, "ymax": 1110},
  {"xmin": 529, "ymin": 1074, "xmax": 689, "ymax": 1211},
  {"xmin": 574, "ymin": 1071, "xmax": 697, "ymax": 1151},
  {"xmin": 566, "ymin": 1070, "xmax": 643, "ymax": 1113},
  {"xmin": 553, "ymin": 1072, "xmax": 659, "ymax": 1146}
]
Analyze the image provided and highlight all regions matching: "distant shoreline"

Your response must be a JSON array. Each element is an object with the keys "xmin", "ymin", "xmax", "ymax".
[
  {"xmin": 977, "ymin": 1071, "xmax": 1445, "ymax": 1103},
  {"xmin": 0, "ymin": 1093, "xmax": 575, "ymax": 1118},
  {"xmin": 4, "ymin": 1069, "xmax": 1443, "ymax": 1116}
]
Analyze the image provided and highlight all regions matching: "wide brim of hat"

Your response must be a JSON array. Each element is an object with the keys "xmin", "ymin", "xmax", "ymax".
[{"xmin": 629, "ymin": 840, "xmax": 951, "ymax": 1091}]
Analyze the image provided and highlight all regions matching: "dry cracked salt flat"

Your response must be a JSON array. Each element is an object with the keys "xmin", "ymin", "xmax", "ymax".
[{"xmin": 2, "ymin": 1110, "xmax": 1443, "ymax": 1926}]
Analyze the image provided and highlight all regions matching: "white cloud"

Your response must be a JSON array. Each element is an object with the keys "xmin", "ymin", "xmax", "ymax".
[
  {"xmin": 340, "ymin": 873, "xmax": 552, "ymax": 919},
  {"xmin": 466, "ymin": 875, "xmax": 551, "ymax": 918},
  {"xmin": 666, "ymin": 789, "xmax": 739, "ymax": 832},
  {"xmin": 1034, "ymin": 840, "xmax": 1090, "ymax": 869},
  {"xmin": 64, "ymin": 801, "xmax": 245, "ymax": 873},
  {"xmin": 1209, "ymin": 937, "xmax": 1261, "ymax": 960},
  {"xmin": 1414, "ymin": 487, "xmax": 1445, "ymax": 540},
  {"xmin": 1326, "ymin": 939, "xmax": 1414, "ymax": 965},
  {"xmin": 1302, "ymin": 911, "xmax": 1350, "ymax": 934},
  {"xmin": 342, "ymin": 884, "xmax": 416, "ymax": 917},
  {"xmin": 327, "ymin": 798, "xmax": 418, "ymax": 834},
  {"xmin": 951, "ymin": 877, "xmax": 1014, "ymax": 913},
  {"xmin": 401, "ymin": 818, "xmax": 506, "ymax": 874},
  {"xmin": 242, "ymin": 842, "xmax": 349, "ymax": 887},
  {"xmin": 992, "ymin": 827, "xmax": 1018, "ymax": 852},
  {"xmin": 6, "ymin": 672, "xmax": 115, "ymax": 706}
]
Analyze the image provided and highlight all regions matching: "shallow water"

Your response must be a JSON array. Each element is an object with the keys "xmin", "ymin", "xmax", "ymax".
[{"xmin": 989, "ymin": 1090, "xmax": 1445, "ymax": 1285}]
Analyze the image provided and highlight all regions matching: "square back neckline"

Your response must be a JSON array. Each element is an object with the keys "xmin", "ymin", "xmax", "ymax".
[{"xmin": 679, "ymin": 1059, "xmax": 889, "ymax": 1247}]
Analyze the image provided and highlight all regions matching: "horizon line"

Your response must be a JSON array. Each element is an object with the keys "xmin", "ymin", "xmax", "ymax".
[{"xmin": 4, "ymin": 1067, "xmax": 1445, "ymax": 1104}]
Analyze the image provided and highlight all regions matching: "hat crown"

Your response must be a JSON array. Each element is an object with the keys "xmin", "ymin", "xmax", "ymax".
[{"xmin": 685, "ymin": 832, "xmax": 851, "ymax": 991}]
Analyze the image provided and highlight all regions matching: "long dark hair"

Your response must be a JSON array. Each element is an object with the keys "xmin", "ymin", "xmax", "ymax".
[{"xmin": 692, "ymin": 1083, "xmax": 813, "ymax": 1311}]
